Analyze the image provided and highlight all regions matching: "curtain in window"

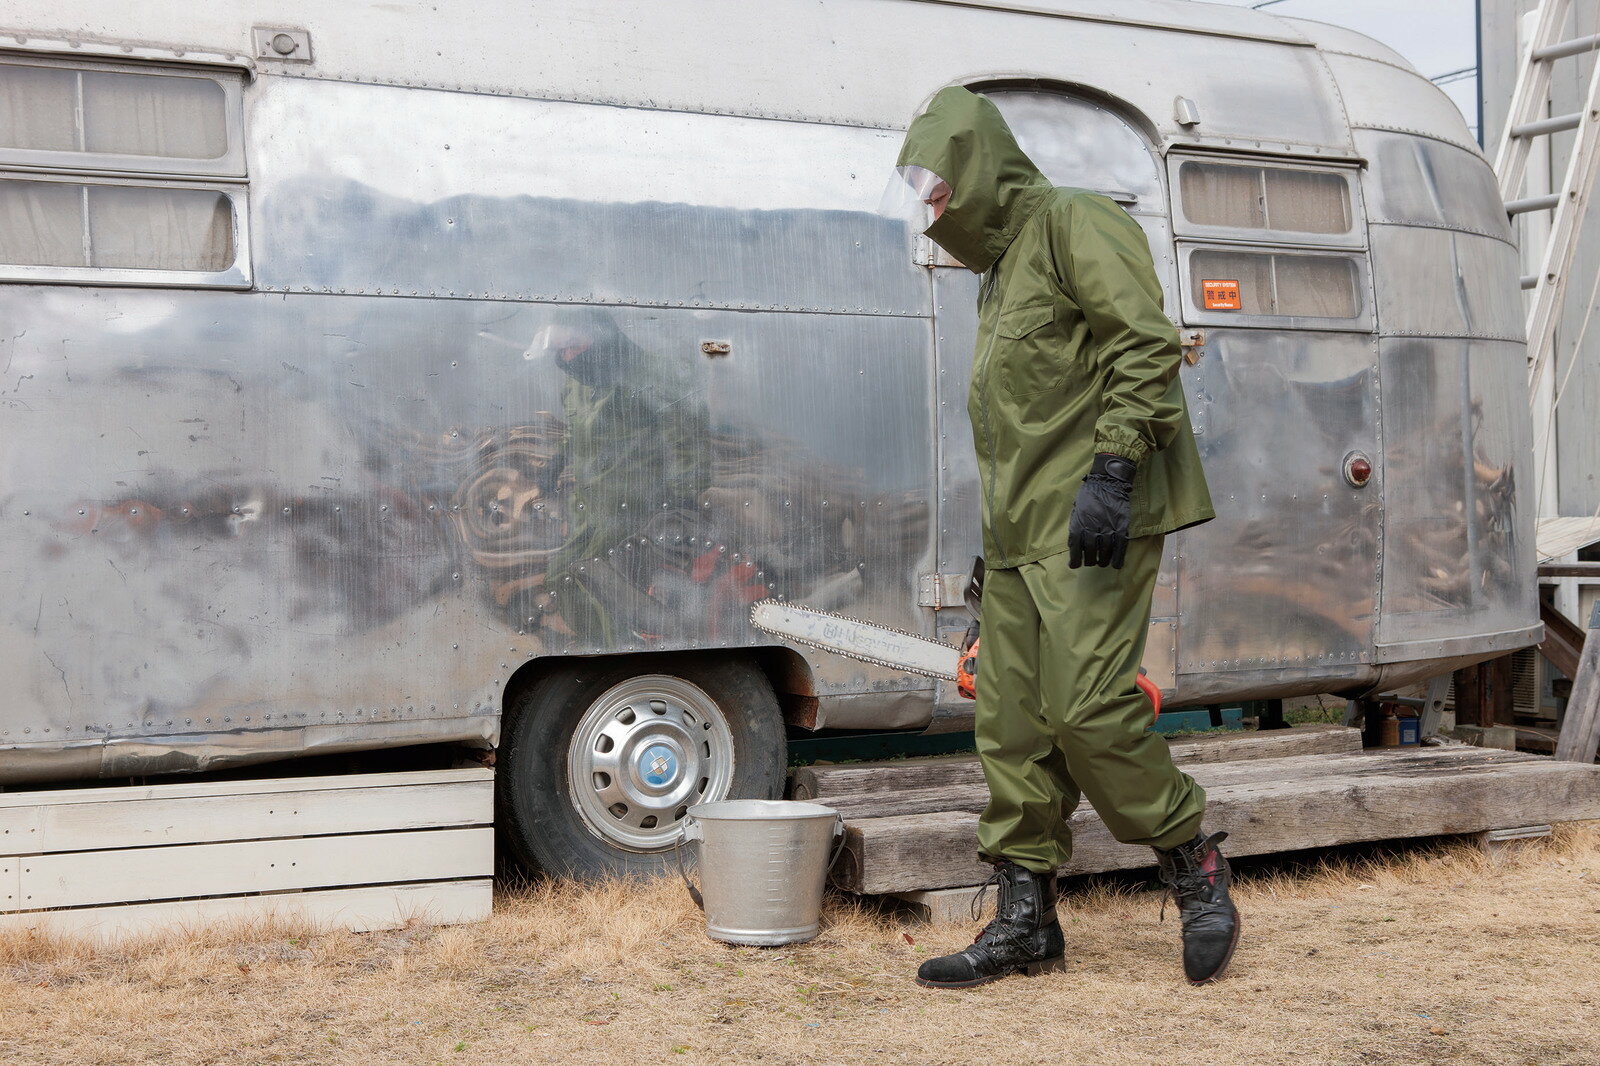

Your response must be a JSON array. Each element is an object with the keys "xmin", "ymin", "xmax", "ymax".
[
  {"xmin": 0, "ymin": 180, "xmax": 85, "ymax": 266},
  {"xmin": 0, "ymin": 179, "xmax": 232, "ymax": 272},
  {"xmin": 1264, "ymin": 169, "xmax": 1350, "ymax": 234},
  {"xmin": 0, "ymin": 61, "xmax": 227, "ymax": 161},
  {"xmin": 0, "ymin": 63, "xmax": 79, "ymax": 151},
  {"xmin": 1190, "ymin": 249, "xmax": 1274, "ymax": 315},
  {"xmin": 1191, "ymin": 248, "xmax": 1359, "ymax": 319},
  {"xmin": 1273, "ymin": 255, "xmax": 1359, "ymax": 318},
  {"xmin": 88, "ymin": 185, "xmax": 233, "ymax": 271},
  {"xmin": 82, "ymin": 71, "xmax": 227, "ymax": 160},
  {"xmin": 1180, "ymin": 163, "xmax": 1265, "ymax": 229}
]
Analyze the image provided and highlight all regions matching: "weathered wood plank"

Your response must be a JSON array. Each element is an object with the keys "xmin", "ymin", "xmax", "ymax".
[
  {"xmin": 835, "ymin": 752, "xmax": 1600, "ymax": 893},
  {"xmin": 1555, "ymin": 603, "xmax": 1600, "ymax": 763},
  {"xmin": 16, "ymin": 827, "xmax": 494, "ymax": 909},
  {"xmin": 0, "ymin": 880, "xmax": 493, "ymax": 944},
  {"xmin": 789, "ymin": 724, "xmax": 1361, "ymax": 801},
  {"xmin": 0, "ymin": 780, "xmax": 493, "ymax": 857},
  {"xmin": 818, "ymin": 746, "xmax": 1537, "ymax": 821}
]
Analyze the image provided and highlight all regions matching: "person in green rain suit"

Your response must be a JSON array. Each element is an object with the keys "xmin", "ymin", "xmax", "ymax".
[{"xmin": 884, "ymin": 87, "xmax": 1240, "ymax": 987}]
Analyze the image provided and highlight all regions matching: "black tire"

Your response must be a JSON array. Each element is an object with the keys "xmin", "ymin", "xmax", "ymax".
[{"xmin": 496, "ymin": 653, "xmax": 787, "ymax": 879}]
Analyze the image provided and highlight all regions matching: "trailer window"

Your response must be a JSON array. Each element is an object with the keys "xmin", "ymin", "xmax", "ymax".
[
  {"xmin": 0, "ymin": 179, "xmax": 235, "ymax": 272},
  {"xmin": 1189, "ymin": 248, "xmax": 1361, "ymax": 319},
  {"xmin": 0, "ymin": 56, "xmax": 248, "ymax": 287},
  {"xmin": 1178, "ymin": 162, "xmax": 1353, "ymax": 236},
  {"xmin": 0, "ymin": 60, "xmax": 237, "ymax": 169}
]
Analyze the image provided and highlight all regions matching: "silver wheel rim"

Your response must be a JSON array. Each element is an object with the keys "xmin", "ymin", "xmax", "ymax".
[{"xmin": 566, "ymin": 674, "xmax": 737, "ymax": 852}]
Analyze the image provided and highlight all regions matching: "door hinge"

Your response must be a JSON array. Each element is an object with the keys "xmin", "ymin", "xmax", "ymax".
[
  {"xmin": 918, "ymin": 572, "xmax": 971, "ymax": 608},
  {"xmin": 913, "ymin": 235, "xmax": 967, "ymax": 269}
]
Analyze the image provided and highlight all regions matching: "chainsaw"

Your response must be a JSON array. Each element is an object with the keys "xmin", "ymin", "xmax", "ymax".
[{"xmin": 749, "ymin": 559, "xmax": 1161, "ymax": 719}]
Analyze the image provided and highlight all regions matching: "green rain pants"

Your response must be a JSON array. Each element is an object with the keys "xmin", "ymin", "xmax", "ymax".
[{"xmin": 974, "ymin": 535, "xmax": 1207, "ymax": 872}]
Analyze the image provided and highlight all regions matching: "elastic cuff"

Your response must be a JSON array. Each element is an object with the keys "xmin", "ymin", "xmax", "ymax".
[
  {"xmin": 978, "ymin": 851, "xmax": 1059, "ymax": 874},
  {"xmin": 1092, "ymin": 428, "xmax": 1150, "ymax": 465}
]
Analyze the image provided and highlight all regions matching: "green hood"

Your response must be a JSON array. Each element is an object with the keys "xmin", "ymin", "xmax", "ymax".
[{"xmin": 896, "ymin": 87, "xmax": 1052, "ymax": 273}]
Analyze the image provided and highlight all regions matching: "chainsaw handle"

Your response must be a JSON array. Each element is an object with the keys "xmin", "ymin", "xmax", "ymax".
[{"xmin": 1136, "ymin": 669, "xmax": 1162, "ymax": 723}]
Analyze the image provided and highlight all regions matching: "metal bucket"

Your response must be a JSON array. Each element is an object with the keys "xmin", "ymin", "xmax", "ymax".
[{"xmin": 680, "ymin": 799, "xmax": 843, "ymax": 946}]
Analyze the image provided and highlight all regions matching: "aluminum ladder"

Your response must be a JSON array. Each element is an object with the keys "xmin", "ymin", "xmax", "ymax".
[{"xmin": 1495, "ymin": 0, "xmax": 1600, "ymax": 394}]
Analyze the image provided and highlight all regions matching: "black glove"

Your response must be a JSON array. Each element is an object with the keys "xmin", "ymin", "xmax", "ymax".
[{"xmin": 1068, "ymin": 453, "xmax": 1135, "ymax": 569}]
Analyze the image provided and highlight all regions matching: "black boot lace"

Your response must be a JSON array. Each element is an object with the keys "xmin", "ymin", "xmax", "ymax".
[{"xmin": 1158, "ymin": 846, "xmax": 1230, "ymax": 925}]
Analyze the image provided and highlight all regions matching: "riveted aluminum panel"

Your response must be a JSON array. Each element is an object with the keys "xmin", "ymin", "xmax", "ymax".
[
  {"xmin": 1279, "ymin": 16, "xmax": 1413, "ymax": 69},
  {"xmin": 1356, "ymin": 130, "xmax": 1512, "ymax": 243},
  {"xmin": 2, "ymin": 0, "xmax": 1346, "ymax": 148},
  {"xmin": 0, "ymin": 285, "xmax": 935, "ymax": 779},
  {"xmin": 1177, "ymin": 330, "xmax": 1379, "ymax": 678},
  {"xmin": 1321, "ymin": 52, "xmax": 1479, "ymax": 152},
  {"xmin": 1377, "ymin": 338, "xmax": 1538, "ymax": 648},
  {"xmin": 1369, "ymin": 226, "xmax": 1525, "ymax": 340},
  {"xmin": 248, "ymin": 79, "xmax": 924, "ymax": 317}
]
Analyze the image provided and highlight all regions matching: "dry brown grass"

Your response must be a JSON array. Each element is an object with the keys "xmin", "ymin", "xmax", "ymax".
[{"xmin": 2, "ymin": 826, "xmax": 1599, "ymax": 1066}]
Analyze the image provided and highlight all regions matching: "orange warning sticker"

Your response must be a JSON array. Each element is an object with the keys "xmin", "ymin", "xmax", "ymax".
[{"xmin": 1202, "ymin": 279, "xmax": 1242, "ymax": 311}]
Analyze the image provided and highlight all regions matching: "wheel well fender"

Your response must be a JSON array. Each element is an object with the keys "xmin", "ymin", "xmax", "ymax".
[{"xmin": 499, "ymin": 646, "xmax": 815, "ymax": 731}]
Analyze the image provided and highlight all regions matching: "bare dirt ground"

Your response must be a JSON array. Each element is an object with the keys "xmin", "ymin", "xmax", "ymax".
[{"xmin": 1, "ymin": 825, "xmax": 1597, "ymax": 1066}]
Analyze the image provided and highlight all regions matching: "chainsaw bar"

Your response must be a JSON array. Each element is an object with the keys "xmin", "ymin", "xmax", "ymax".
[{"xmin": 749, "ymin": 600, "xmax": 960, "ymax": 680}]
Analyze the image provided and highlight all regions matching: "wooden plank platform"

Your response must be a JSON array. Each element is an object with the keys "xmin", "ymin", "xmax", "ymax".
[
  {"xmin": 0, "ymin": 768, "xmax": 494, "ymax": 942},
  {"xmin": 822, "ymin": 734, "xmax": 1600, "ymax": 895},
  {"xmin": 790, "ymin": 722, "xmax": 1360, "ymax": 801}
]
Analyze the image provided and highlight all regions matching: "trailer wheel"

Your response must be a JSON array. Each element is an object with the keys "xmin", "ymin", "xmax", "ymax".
[{"xmin": 497, "ymin": 655, "xmax": 786, "ymax": 879}]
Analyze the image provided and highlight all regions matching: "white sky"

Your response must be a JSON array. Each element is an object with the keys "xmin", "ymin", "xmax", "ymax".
[{"xmin": 1201, "ymin": 0, "xmax": 1480, "ymax": 140}]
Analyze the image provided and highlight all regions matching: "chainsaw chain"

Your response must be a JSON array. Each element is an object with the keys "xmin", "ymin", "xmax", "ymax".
[{"xmin": 748, "ymin": 599, "xmax": 959, "ymax": 680}]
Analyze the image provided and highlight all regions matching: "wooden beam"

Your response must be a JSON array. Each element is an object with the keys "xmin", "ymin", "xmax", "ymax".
[
  {"xmin": 1453, "ymin": 662, "xmax": 1499, "ymax": 728},
  {"xmin": 1555, "ymin": 603, "xmax": 1600, "ymax": 763},
  {"xmin": 789, "ymin": 723, "xmax": 1361, "ymax": 801},
  {"xmin": 1540, "ymin": 598, "xmax": 1588, "ymax": 681},
  {"xmin": 1537, "ymin": 562, "xmax": 1600, "ymax": 577},
  {"xmin": 833, "ymin": 748, "xmax": 1600, "ymax": 894},
  {"xmin": 820, "ymin": 746, "xmax": 1532, "ymax": 821}
]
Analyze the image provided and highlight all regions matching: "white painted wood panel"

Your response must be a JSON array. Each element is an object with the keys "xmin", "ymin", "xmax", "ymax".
[
  {"xmin": 0, "ymin": 780, "xmax": 492, "ymax": 856},
  {"xmin": 0, "ymin": 879, "xmax": 493, "ymax": 943},
  {"xmin": 0, "ymin": 767, "xmax": 492, "ymax": 808},
  {"xmin": 19, "ymin": 827, "xmax": 493, "ymax": 909}
]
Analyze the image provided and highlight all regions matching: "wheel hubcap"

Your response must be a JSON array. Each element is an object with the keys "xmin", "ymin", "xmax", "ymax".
[{"xmin": 567, "ymin": 674, "xmax": 736, "ymax": 852}]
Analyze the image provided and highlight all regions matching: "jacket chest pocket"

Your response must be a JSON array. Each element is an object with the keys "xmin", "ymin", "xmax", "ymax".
[{"xmin": 995, "ymin": 303, "xmax": 1069, "ymax": 398}]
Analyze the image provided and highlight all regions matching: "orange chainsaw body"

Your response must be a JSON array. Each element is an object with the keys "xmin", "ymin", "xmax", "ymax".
[{"xmin": 956, "ymin": 637, "xmax": 1162, "ymax": 723}]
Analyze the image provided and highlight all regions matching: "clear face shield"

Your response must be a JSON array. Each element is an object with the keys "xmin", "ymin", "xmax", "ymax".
[{"xmin": 877, "ymin": 164, "xmax": 952, "ymax": 232}]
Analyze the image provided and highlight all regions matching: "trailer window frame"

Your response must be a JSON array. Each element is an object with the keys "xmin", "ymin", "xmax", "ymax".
[
  {"xmin": 0, "ymin": 53, "xmax": 250, "ymax": 289},
  {"xmin": 1167, "ymin": 154, "xmax": 1366, "ymax": 250},
  {"xmin": 1175, "ymin": 241, "xmax": 1375, "ymax": 333}
]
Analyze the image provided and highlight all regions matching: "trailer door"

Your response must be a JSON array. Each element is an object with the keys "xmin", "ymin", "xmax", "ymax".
[{"xmin": 1167, "ymin": 156, "xmax": 1380, "ymax": 689}]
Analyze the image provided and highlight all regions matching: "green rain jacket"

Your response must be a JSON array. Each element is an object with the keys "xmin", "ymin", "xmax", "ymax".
[{"xmin": 899, "ymin": 87, "xmax": 1214, "ymax": 567}]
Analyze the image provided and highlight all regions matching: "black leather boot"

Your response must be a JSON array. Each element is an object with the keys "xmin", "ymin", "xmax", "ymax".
[
  {"xmin": 915, "ymin": 860, "xmax": 1066, "ymax": 989},
  {"xmin": 1155, "ymin": 830, "xmax": 1241, "ymax": 984}
]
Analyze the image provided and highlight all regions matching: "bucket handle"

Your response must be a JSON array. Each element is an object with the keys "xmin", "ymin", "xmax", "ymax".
[
  {"xmin": 674, "ymin": 825, "xmax": 706, "ymax": 912},
  {"xmin": 674, "ymin": 816, "xmax": 847, "ymax": 913}
]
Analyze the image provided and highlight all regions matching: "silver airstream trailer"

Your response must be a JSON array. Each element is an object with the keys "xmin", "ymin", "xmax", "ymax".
[{"xmin": 0, "ymin": 0, "xmax": 1536, "ymax": 875}]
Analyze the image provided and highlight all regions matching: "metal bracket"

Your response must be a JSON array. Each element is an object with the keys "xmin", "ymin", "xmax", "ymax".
[
  {"xmin": 252, "ymin": 27, "xmax": 313, "ymax": 64},
  {"xmin": 917, "ymin": 573, "xmax": 970, "ymax": 609},
  {"xmin": 1180, "ymin": 328, "xmax": 1206, "ymax": 365}
]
